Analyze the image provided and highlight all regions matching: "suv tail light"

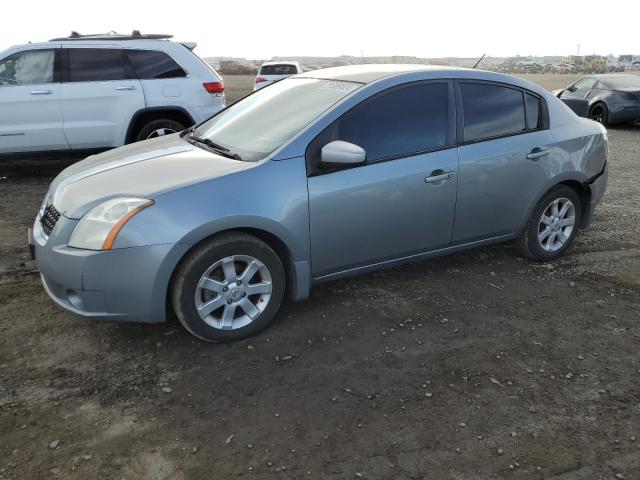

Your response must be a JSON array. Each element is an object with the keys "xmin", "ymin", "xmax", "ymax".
[
  {"xmin": 255, "ymin": 77, "xmax": 267, "ymax": 84},
  {"xmin": 203, "ymin": 82, "xmax": 224, "ymax": 94}
]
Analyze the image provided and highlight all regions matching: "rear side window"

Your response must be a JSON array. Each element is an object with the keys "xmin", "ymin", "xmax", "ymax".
[
  {"xmin": 68, "ymin": 48, "xmax": 134, "ymax": 82},
  {"xmin": 0, "ymin": 49, "xmax": 55, "ymax": 85},
  {"xmin": 525, "ymin": 93, "xmax": 540, "ymax": 130},
  {"xmin": 260, "ymin": 64, "xmax": 298, "ymax": 75},
  {"xmin": 460, "ymin": 83, "xmax": 525, "ymax": 142},
  {"xmin": 126, "ymin": 50, "xmax": 186, "ymax": 79},
  {"xmin": 337, "ymin": 82, "xmax": 450, "ymax": 162}
]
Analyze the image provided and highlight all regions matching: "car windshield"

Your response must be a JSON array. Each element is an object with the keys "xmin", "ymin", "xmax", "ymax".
[
  {"xmin": 192, "ymin": 78, "xmax": 360, "ymax": 161},
  {"xmin": 600, "ymin": 76, "xmax": 640, "ymax": 89}
]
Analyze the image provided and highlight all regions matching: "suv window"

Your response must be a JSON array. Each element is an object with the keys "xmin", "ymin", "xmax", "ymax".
[
  {"xmin": 336, "ymin": 82, "xmax": 450, "ymax": 162},
  {"xmin": 126, "ymin": 50, "xmax": 186, "ymax": 79},
  {"xmin": 260, "ymin": 64, "xmax": 298, "ymax": 75},
  {"xmin": 572, "ymin": 77, "xmax": 597, "ymax": 90},
  {"xmin": 460, "ymin": 83, "xmax": 526, "ymax": 142},
  {"xmin": 0, "ymin": 50, "xmax": 55, "ymax": 86},
  {"xmin": 68, "ymin": 48, "xmax": 134, "ymax": 82}
]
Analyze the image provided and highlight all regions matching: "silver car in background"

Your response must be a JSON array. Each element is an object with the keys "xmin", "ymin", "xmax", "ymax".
[{"xmin": 30, "ymin": 65, "xmax": 608, "ymax": 342}]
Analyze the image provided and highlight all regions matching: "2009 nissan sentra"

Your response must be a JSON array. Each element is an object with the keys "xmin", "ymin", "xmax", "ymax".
[{"xmin": 30, "ymin": 64, "xmax": 609, "ymax": 342}]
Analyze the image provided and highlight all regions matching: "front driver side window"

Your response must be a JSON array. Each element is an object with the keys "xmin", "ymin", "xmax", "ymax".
[
  {"xmin": 336, "ymin": 82, "xmax": 450, "ymax": 162},
  {"xmin": 573, "ymin": 77, "xmax": 597, "ymax": 90},
  {"xmin": 0, "ymin": 50, "xmax": 55, "ymax": 86}
]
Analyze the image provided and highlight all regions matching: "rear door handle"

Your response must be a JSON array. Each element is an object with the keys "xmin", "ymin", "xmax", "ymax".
[
  {"xmin": 30, "ymin": 90, "xmax": 52, "ymax": 95},
  {"xmin": 425, "ymin": 170, "xmax": 455, "ymax": 184},
  {"xmin": 115, "ymin": 85, "xmax": 136, "ymax": 91},
  {"xmin": 526, "ymin": 147, "xmax": 550, "ymax": 160}
]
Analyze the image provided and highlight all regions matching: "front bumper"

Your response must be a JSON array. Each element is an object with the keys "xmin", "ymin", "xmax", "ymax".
[
  {"xmin": 30, "ymin": 214, "xmax": 189, "ymax": 323},
  {"xmin": 583, "ymin": 161, "xmax": 609, "ymax": 227}
]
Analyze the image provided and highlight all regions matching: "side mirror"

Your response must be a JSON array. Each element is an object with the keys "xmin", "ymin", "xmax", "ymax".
[
  {"xmin": 567, "ymin": 85, "xmax": 577, "ymax": 92},
  {"xmin": 320, "ymin": 140, "xmax": 366, "ymax": 168}
]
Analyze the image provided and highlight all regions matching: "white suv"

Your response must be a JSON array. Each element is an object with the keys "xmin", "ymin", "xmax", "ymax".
[{"xmin": 0, "ymin": 31, "xmax": 225, "ymax": 156}]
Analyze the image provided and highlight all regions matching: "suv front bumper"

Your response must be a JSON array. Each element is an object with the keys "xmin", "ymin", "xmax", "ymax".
[{"xmin": 30, "ymin": 214, "xmax": 189, "ymax": 324}]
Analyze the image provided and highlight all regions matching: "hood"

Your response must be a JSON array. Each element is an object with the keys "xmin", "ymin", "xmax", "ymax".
[{"xmin": 50, "ymin": 134, "xmax": 256, "ymax": 219}]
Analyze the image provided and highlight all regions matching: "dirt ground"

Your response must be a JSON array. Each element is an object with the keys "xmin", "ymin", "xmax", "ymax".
[{"xmin": 1, "ymin": 74, "xmax": 639, "ymax": 480}]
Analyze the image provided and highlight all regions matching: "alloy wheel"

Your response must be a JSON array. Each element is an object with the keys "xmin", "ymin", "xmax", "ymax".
[
  {"xmin": 147, "ymin": 128, "xmax": 177, "ymax": 139},
  {"xmin": 589, "ymin": 106, "xmax": 605, "ymax": 124},
  {"xmin": 194, "ymin": 255, "xmax": 273, "ymax": 330},
  {"xmin": 537, "ymin": 197, "xmax": 576, "ymax": 252}
]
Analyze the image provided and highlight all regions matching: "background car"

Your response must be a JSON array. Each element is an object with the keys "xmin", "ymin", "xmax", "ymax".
[
  {"xmin": 553, "ymin": 74, "xmax": 640, "ymax": 126},
  {"xmin": 32, "ymin": 65, "xmax": 608, "ymax": 343},
  {"xmin": 253, "ymin": 61, "xmax": 302, "ymax": 90},
  {"xmin": 0, "ymin": 30, "xmax": 225, "ymax": 157}
]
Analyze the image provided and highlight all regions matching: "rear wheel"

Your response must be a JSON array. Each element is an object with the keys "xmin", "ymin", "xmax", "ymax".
[
  {"xmin": 588, "ymin": 103, "xmax": 609, "ymax": 126},
  {"xmin": 515, "ymin": 186, "xmax": 582, "ymax": 261},
  {"xmin": 135, "ymin": 118, "xmax": 185, "ymax": 142},
  {"xmin": 171, "ymin": 233, "xmax": 285, "ymax": 342}
]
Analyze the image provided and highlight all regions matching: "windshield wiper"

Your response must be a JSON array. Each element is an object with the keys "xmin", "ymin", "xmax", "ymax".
[{"xmin": 188, "ymin": 134, "xmax": 242, "ymax": 160}]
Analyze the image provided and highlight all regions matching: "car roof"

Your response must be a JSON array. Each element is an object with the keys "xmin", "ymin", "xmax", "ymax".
[
  {"xmin": 2, "ymin": 39, "xmax": 184, "ymax": 52},
  {"xmin": 261, "ymin": 61, "xmax": 301, "ymax": 66},
  {"xmin": 297, "ymin": 64, "xmax": 465, "ymax": 83},
  {"xmin": 586, "ymin": 73, "xmax": 640, "ymax": 79}
]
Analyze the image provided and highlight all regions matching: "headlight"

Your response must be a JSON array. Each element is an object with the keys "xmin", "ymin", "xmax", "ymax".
[
  {"xmin": 68, "ymin": 197, "xmax": 154, "ymax": 250},
  {"xmin": 38, "ymin": 191, "xmax": 50, "ymax": 218}
]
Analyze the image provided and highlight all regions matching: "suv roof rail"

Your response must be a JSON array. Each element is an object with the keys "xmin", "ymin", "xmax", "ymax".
[{"xmin": 49, "ymin": 30, "xmax": 173, "ymax": 41}]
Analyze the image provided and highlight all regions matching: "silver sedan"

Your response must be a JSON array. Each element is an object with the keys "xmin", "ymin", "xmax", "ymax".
[{"xmin": 31, "ymin": 65, "xmax": 609, "ymax": 342}]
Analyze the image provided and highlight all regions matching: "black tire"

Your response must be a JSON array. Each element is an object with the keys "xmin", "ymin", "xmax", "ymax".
[
  {"xmin": 135, "ymin": 118, "xmax": 185, "ymax": 142},
  {"xmin": 515, "ymin": 186, "xmax": 582, "ymax": 262},
  {"xmin": 171, "ymin": 233, "xmax": 285, "ymax": 342},
  {"xmin": 588, "ymin": 102, "xmax": 609, "ymax": 127}
]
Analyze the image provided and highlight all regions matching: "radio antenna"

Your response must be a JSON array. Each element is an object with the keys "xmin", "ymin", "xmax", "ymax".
[{"xmin": 473, "ymin": 53, "xmax": 486, "ymax": 69}]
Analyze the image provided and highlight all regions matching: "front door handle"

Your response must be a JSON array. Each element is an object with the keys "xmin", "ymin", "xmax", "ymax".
[
  {"xmin": 425, "ymin": 170, "xmax": 455, "ymax": 184},
  {"xmin": 115, "ymin": 85, "xmax": 136, "ymax": 91},
  {"xmin": 30, "ymin": 90, "xmax": 52, "ymax": 95},
  {"xmin": 526, "ymin": 147, "xmax": 550, "ymax": 160}
]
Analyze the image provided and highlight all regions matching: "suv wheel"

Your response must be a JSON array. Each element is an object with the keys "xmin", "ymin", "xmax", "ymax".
[
  {"xmin": 136, "ymin": 118, "xmax": 186, "ymax": 141},
  {"xmin": 171, "ymin": 233, "xmax": 285, "ymax": 342},
  {"xmin": 515, "ymin": 186, "xmax": 582, "ymax": 261}
]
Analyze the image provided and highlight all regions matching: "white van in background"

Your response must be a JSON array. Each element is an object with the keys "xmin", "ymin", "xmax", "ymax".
[{"xmin": 254, "ymin": 61, "xmax": 302, "ymax": 90}]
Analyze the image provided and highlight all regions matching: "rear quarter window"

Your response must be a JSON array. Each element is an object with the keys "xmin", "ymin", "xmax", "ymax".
[
  {"xmin": 260, "ymin": 64, "xmax": 298, "ymax": 75},
  {"xmin": 524, "ymin": 93, "xmax": 541, "ymax": 130},
  {"xmin": 125, "ymin": 50, "xmax": 187, "ymax": 79},
  {"xmin": 460, "ymin": 83, "xmax": 526, "ymax": 142}
]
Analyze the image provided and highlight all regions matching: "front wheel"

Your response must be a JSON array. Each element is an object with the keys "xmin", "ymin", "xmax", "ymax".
[
  {"xmin": 515, "ymin": 186, "xmax": 582, "ymax": 261},
  {"xmin": 588, "ymin": 103, "xmax": 609, "ymax": 126},
  {"xmin": 171, "ymin": 233, "xmax": 285, "ymax": 342}
]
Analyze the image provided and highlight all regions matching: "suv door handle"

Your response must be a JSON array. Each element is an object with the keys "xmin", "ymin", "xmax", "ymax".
[
  {"xmin": 526, "ymin": 147, "xmax": 550, "ymax": 160},
  {"xmin": 30, "ymin": 90, "xmax": 52, "ymax": 95},
  {"xmin": 115, "ymin": 85, "xmax": 136, "ymax": 91},
  {"xmin": 425, "ymin": 170, "xmax": 455, "ymax": 184}
]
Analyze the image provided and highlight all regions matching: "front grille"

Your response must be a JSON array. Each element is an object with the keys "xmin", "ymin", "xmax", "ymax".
[{"xmin": 40, "ymin": 204, "xmax": 61, "ymax": 236}]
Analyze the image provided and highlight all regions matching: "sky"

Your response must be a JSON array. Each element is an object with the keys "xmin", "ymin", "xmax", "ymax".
[{"xmin": 2, "ymin": 0, "xmax": 638, "ymax": 59}]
